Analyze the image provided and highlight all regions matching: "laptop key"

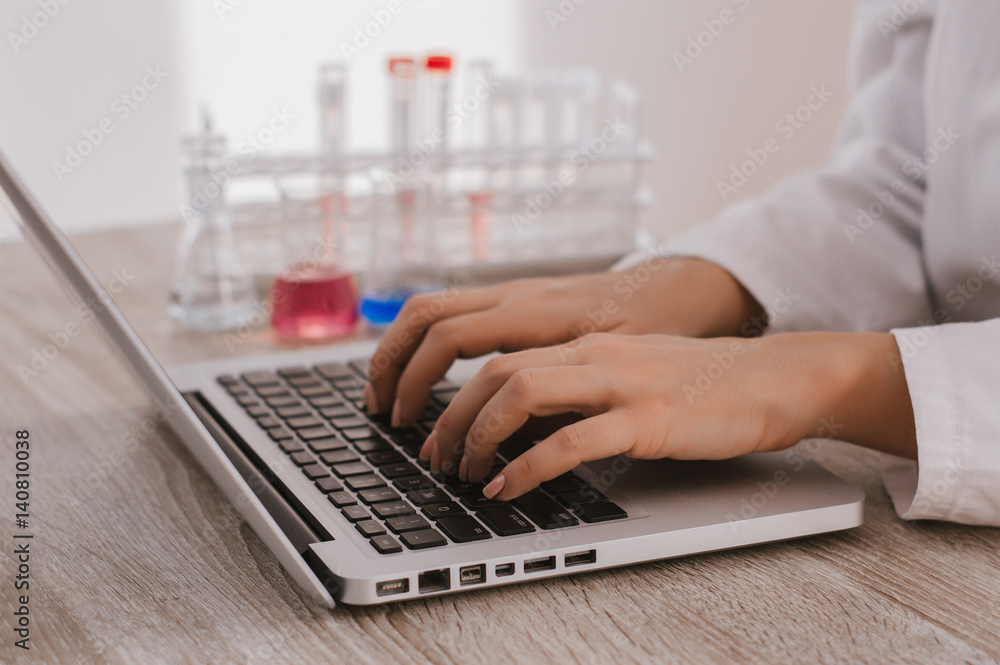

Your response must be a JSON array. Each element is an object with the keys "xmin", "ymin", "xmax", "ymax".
[
  {"xmin": 278, "ymin": 439, "xmax": 305, "ymax": 454},
  {"xmin": 437, "ymin": 515, "xmax": 492, "ymax": 543},
  {"xmin": 461, "ymin": 494, "xmax": 503, "ymax": 510},
  {"xmin": 318, "ymin": 405, "xmax": 353, "ymax": 419},
  {"xmin": 422, "ymin": 501, "xmax": 464, "ymax": 519},
  {"xmin": 297, "ymin": 425, "xmax": 337, "ymax": 440},
  {"xmin": 342, "ymin": 505, "xmax": 371, "ymax": 522},
  {"xmin": 217, "ymin": 374, "xmax": 239, "ymax": 386},
  {"xmin": 370, "ymin": 534, "xmax": 403, "ymax": 554},
  {"xmin": 255, "ymin": 416, "xmax": 282, "ymax": 430},
  {"xmin": 254, "ymin": 385, "xmax": 290, "ymax": 398},
  {"xmin": 277, "ymin": 366, "xmax": 310, "ymax": 378},
  {"xmin": 356, "ymin": 520, "xmax": 386, "ymax": 538},
  {"xmin": 331, "ymin": 461, "xmax": 373, "ymax": 477},
  {"xmin": 476, "ymin": 505, "xmax": 535, "ymax": 536},
  {"xmin": 346, "ymin": 475, "xmax": 386, "ymax": 491},
  {"xmin": 342, "ymin": 426, "xmax": 375, "ymax": 441},
  {"xmin": 541, "ymin": 474, "xmax": 588, "ymax": 495},
  {"xmin": 301, "ymin": 464, "xmax": 329, "ymax": 480},
  {"xmin": 393, "ymin": 475, "xmax": 436, "ymax": 492},
  {"xmin": 442, "ymin": 475, "xmax": 486, "ymax": 496},
  {"xmin": 308, "ymin": 437, "xmax": 348, "ymax": 453},
  {"xmin": 332, "ymin": 377, "xmax": 363, "ymax": 390},
  {"xmin": 320, "ymin": 449, "xmax": 359, "ymax": 465},
  {"xmin": 242, "ymin": 371, "xmax": 281, "ymax": 386},
  {"xmin": 315, "ymin": 362, "xmax": 353, "ymax": 380},
  {"xmin": 245, "ymin": 405, "xmax": 270, "ymax": 418},
  {"xmin": 367, "ymin": 450, "xmax": 405, "ymax": 466},
  {"xmin": 275, "ymin": 405, "xmax": 310, "ymax": 419},
  {"xmin": 267, "ymin": 427, "xmax": 294, "ymax": 441},
  {"xmin": 286, "ymin": 375, "xmax": 321, "ymax": 387},
  {"xmin": 372, "ymin": 501, "xmax": 416, "ymax": 519},
  {"xmin": 285, "ymin": 416, "xmax": 325, "ymax": 430},
  {"xmin": 314, "ymin": 477, "xmax": 343, "ymax": 493},
  {"xmin": 290, "ymin": 451, "xmax": 317, "ymax": 466},
  {"xmin": 401, "ymin": 529, "xmax": 447, "ymax": 550},
  {"xmin": 573, "ymin": 501, "xmax": 627, "ymax": 523},
  {"xmin": 359, "ymin": 487, "xmax": 400, "ymax": 505},
  {"xmin": 298, "ymin": 385, "xmax": 334, "ymax": 397},
  {"xmin": 408, "ymin": 487, "xmax": 450, "ymax": 505},
  {"xmin": 329, "ymin": 415, "xmax": 366, "ymax": 430},
  {"xmin": 308, "ymin": 395, "xmax": 343, "ymax": 408},
  {"xmin": 353, "ymin": 437, "xmax": 391, "ymax": 453},
  {"xmin": 237, "ymin": 394, "xmax": 262, "ymax": 406},
  {"xmin": 386, "ymin": 514, "xmax": 431, "ymax": 534},
  {"xmin": 266, "ymin": 396, "xmax": 300, "ymax": 408},
  {"xmin": 556, "ymin": 487, "xmax": 608, "ymax": 507},
  {"xmin": 348, "ymin": 358, "xmax": 369, "ymax": 378},
  {"xmin": 512, "ymin": 492, "xmax": 579, "ymax": 530},
  {"xmin": 381, "ymin": 462, "xmax": 420, "ymax": 479},
  {"xmin": 328, "ymin": 491, "xmax": 356, "ymax": 507}
]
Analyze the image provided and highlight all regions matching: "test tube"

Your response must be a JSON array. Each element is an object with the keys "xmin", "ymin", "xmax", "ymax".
[
  {"xmin": 388, "ymin": 57, "xmax": 418, "ymax": 260},
  {"xmin": 466, "ymin": 60, "xmax": 495, "ymax": 262},
  {"xmin": 420, "ymin": 54, "xmax": 453, "ymax": 153},
  {"xmin": 318, "ymin": 63, "xmax": 347, "ymax": 157}
]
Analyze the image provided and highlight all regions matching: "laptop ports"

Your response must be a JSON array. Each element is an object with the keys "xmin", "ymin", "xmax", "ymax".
[
  {"xmin": 418, "ymin": 568, "xmax": 451, "ymax": 593},
  {"xmin": 459, "ymin": 564, "xmax": 486, "ymax": 586},
  {"xmin": 564, "ymin": 550, "xmax": 597, "ymax": 567},
  {"xmin": 523, "ymin": 556, "xmax": 556, "ymax": 573},
  {"xmin": 495, "ymin": 563, "xmax": 515, "ymax": 577},
  {"xmin": 375, "ymin": 578, "xmax": 409, "ymax": 596}
]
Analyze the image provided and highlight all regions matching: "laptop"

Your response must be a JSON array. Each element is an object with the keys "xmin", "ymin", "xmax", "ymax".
[{"xmin": 0, "ymin": 148, "xmax": 864, "ymax": 607}]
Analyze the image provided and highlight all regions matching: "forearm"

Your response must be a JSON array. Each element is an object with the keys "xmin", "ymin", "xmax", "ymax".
[{"xmin": 769, "ymin": 332, "xmax": 918, "ymax": 459}]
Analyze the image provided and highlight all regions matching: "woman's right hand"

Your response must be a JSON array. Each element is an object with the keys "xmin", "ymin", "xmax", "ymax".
[{"xmin": 365, "ymin": 256, "xmax": 763, "ymax": 428}]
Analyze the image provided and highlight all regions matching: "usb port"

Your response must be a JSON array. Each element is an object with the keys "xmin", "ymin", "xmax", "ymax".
[
  {"xmin": 495, "ymin": 563, "xmax": 515, "ymax": 577},
  {"xmin": 459, "ymin": 564, "xmax": 486, "ymax": 586},
  {"xmin": 524, "ymin": 556, "xmax": 556, "ymax": 573},
  {"xmin": 376, "ymin": 578, "xmax": 409, "ymax": 596},
  {"xmin": 564, "ymin": 550, "xmax": 597, "ymax": 567}
]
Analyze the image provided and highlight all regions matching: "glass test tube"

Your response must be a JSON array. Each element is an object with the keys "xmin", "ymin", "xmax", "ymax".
[
  {"xmin": 466, "ymin": 60, "xmax": 495, "ymax": 262},
  {"xmin": 317, "ymin": 62, "xmax": 349, "ymax": 261},
  {"xmin": 389, "ymin": 57, "xmax": 418, "ymax": 261}
]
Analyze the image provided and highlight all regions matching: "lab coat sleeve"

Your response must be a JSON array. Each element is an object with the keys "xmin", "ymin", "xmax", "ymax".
[
  {"xmin": 616, "ymin": 0, "xmax": 937, "ymax": 334},
  {"xmin": 885, "ymin": 319, "xmax": 1000, "ymax": 525}
]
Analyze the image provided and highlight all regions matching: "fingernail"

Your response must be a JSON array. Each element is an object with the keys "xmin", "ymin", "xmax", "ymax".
[
  {"xmin": 430, "ymin": 440, "xmax": 441, "ymax": 473},
  {"xmin": 483, "ymin": 474, "xmax": 505, "ymax": 500},
  {"xmin": 362, "ymin": 383, "xmax": 378, "ymax": 415},
  {"xmin": 420, "ymin": 430, "xmax": 437, "ymax": 461},
  {"xmin": 458, "ymin": 455, "xmax": 469, "ymax": 482},
  {"xmin": 391, "ymin": 398, "xmax": 402, "ymax": 428}
]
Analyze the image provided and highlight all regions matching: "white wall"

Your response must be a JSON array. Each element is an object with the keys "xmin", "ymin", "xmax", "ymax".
[{"xmin": 523, "ymin": 0, "xmax": 859, "ymax": 240}]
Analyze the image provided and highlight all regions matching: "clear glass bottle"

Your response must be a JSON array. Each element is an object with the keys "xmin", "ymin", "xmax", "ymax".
[{"xmin": 169, "ymin": 119, "xmax": 256, "ymax": 331}]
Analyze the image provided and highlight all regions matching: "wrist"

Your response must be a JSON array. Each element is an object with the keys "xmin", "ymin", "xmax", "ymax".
[{"xmin": 778, "ymin": 332, "xmax": 917, "ymax": 458}]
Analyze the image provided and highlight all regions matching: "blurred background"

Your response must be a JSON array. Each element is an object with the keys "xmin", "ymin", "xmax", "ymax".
[{"xmin": 0, "ymin": 0, "xmax": 857, "ymax": 241}]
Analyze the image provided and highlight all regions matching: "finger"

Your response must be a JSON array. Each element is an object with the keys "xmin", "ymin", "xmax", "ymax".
[
  {"xmin": 462, "ymin": 366, "xmax": 610, "ymax": 482},
  {"xmin": 366, "ymin": 287, "xmax": 498, "ymax": 414},
  {"xmin": 483, "ymin": 413, "xmax": 633, "ymax": 501},
  {"xmin": 393, "ymin": 308, "xmax": 563, "ymax": 428},
  {"xmin": 426, "ymin": 345, "xmax": 577, "ymax": 470}
]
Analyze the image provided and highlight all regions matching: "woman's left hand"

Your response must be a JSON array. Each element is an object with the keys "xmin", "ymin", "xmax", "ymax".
[{"xmin": 420, "ymin": 331, "xmax": 913, "ymax": 501}]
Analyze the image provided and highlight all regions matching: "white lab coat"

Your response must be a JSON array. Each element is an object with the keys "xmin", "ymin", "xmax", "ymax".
[{"xmin": 617, "ymin": 0, "xmax": 1000, "ymax": 525}]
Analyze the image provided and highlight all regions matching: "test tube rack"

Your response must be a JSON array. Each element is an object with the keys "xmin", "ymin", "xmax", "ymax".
[{"xmin": 199, "ymin": 63, "xmax": 654, "ymax": 289}]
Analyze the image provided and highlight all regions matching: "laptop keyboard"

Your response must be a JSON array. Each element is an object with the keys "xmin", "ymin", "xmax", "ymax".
[{"xmin": 217, "ymin": 359, "xmax": 627, "ymax": 555}]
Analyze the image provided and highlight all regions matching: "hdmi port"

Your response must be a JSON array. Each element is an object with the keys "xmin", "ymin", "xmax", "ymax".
[{"xmin": 524, "ymin": 556, "xmax": 556, "ymax": 573}]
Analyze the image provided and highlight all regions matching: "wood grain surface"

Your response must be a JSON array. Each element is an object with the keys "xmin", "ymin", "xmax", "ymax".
[{"xmin": 2, "ymin": 225, "xmax": 999, "ymax": 665}]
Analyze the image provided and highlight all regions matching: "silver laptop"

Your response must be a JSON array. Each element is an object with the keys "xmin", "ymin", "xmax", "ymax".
[{"xmin": 0, "ymin": 148, "xmax": 864, "ymax": 607}]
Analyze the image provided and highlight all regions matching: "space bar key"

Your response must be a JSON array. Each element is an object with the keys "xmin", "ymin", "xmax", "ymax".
[{"xmin": 476, "ymin": 505, "xmax": 535, "ymax": 536}]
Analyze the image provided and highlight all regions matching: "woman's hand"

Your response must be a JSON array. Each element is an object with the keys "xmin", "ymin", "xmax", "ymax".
[
  {"xmin": 418, "ymin": 331, "xmax": 915, "ymax": 501},
  {"xmin": 365, "ymin": 258, "xmax": 763, "ymax": 428}
]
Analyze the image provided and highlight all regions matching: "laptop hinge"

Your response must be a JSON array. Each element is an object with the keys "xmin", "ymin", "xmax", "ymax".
[{"xmin": 182, "ymin": 391, "xmax": 332, "ymax": 553}]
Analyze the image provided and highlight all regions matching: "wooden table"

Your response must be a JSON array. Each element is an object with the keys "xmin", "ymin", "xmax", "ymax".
[{"xmin": 2, "ymin": 224, "xmax": 999, "ymax": 665}]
